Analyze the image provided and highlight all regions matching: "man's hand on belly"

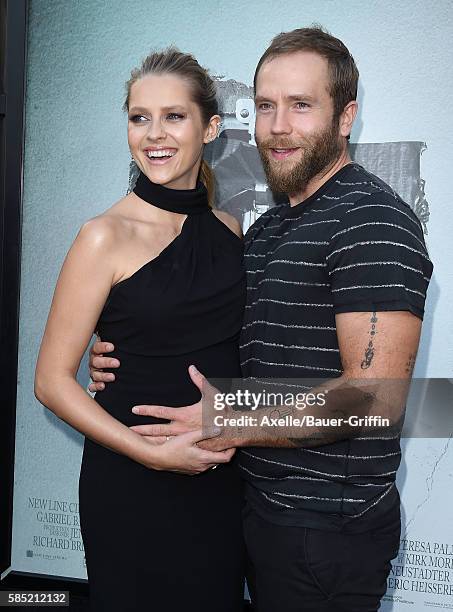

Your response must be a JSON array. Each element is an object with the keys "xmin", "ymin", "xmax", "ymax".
[
  {"xmin": 130, "ymin": 400, "xmax": 202, "ymax": 436},
  {"xmin": 129, "ymin": 365, "xmax": 237, "ymax": 452},
  {"xmin": 130, "ymin": 365, "xmax": 206, "ymax": 437}
]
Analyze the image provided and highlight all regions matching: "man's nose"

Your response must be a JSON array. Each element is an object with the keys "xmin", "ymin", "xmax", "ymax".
[{"xmin": 270, "ymin": 109, "xmax": 292, "ymax": 135}]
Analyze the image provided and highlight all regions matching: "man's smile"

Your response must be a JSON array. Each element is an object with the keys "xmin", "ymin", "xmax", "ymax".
[{"xmin": 269, "ymin": 147, "xmax": 300, "ymax": 160}]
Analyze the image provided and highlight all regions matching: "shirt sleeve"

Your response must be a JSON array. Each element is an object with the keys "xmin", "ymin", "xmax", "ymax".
[{"xmin": 326, "ymin": 192, "xmax": 433, "ymax": 319}]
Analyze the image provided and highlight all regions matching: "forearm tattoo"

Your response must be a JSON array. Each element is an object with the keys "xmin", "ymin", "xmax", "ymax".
[
  {"xmin": 361, "ymin": 311, "xmax": 378, "ymax": 369},
  {"xmin": 405, "ymin": 353, "xmax": 416, "ymax": 374}
]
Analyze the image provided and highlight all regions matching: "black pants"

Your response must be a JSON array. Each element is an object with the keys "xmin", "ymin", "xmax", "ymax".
[{"xmin": 243, "ymin": 505, "xmax": 400, "ymax": 612}]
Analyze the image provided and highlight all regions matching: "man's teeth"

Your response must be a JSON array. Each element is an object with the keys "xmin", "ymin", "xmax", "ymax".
[{"xmin": 146, "ymin": 150, "xmax": 176, "ymax": 158}]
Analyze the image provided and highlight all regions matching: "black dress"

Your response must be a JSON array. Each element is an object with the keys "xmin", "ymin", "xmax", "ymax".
[{"xmin": 78, "ymin": 174, "xmax": 246, "ymax": 611}]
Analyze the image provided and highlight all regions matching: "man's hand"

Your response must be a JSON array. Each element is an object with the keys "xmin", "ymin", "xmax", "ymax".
[
  {"xmin": 88, "ymin": 337, "xmax": 120, "ymax": 392},
  {"xmin": 130, "ymin": 365, "xmax": 209, "ymax": 436},
  {"xmin": 130, "ymin": 365, "xmax": 239, "ymax": 451}
]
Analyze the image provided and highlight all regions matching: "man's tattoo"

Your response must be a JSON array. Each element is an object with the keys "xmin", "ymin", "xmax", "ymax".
[
  {"xmin": 269, "ymin": 407, "xmax": 292, "ymax": 420},
  {"xmin": 361, "ymin": 311, "xmax": 378, "ymax": 369},
  {"xmin": 405, "ymin": 354, "xmax": 416, "ymax": 374},
  {"xmin": 269, "ymin": 407, "xmax": 319, "ymax": 447}
]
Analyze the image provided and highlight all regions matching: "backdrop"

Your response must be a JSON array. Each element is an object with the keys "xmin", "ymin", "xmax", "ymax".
[{"xmin": 12, "ymin": 1, "xmax": 453, "ymax": 609}]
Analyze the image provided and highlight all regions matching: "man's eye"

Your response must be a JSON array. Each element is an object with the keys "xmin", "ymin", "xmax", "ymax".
[
  {"xmin": 129, "ymin": 115, "xmax": 148, "ymax": 123},
  {"xmin": 257, "ymin": 103, "xmax": 272, "ymax": 111},
  {"xmin": 295, "ymin": 102, "xmax": 309, "ymax": 109},
  {"xmin": 167, "ymin": 113, "xmax": 185, "ymax": 121}
]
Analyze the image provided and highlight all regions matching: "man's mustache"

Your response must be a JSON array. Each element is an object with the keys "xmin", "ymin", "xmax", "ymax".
[{"xmin": 257, "ymin": 138, "xmax": 308, "ymax": 150}]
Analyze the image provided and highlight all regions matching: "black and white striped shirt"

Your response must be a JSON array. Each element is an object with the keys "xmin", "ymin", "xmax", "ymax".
[{"xmin": 238, "ymin": 162, "xmax": 433, "ymax": 531}]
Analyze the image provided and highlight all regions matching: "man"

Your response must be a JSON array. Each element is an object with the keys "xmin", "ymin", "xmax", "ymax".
[{"xmin": 89, "ymin": 27, "xmax": 432, "ymax": 611}]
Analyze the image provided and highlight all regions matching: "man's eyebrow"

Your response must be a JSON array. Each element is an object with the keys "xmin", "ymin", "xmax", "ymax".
[
  {"xmin": 254, "ymin": 94, "xmax": 316, "ymax": 104},
  {"xmin": 254, "ymin": 96, "xmax": 271, "ymax": 105},
  {"xmin": 286, "ymin": 94, "xmax": 316, "ymax": 103}
]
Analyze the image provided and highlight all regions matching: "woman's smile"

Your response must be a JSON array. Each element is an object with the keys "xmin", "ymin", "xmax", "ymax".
[{"xmin": 144, "ymin": 146, "xmax": 178, "ymax": 165}]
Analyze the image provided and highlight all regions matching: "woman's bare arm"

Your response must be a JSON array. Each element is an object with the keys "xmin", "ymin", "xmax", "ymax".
[{"xmin": 35, "ymin": 217, "xmax": 231, "ymax": 474}]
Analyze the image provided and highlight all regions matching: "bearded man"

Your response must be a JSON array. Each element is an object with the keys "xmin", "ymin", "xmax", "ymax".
[{"xmin": 89, "ymin": 27, "xmax": 432, "ymax": 612}]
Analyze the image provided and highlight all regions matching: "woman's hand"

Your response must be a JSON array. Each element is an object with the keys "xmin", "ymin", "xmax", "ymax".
[{"xmin": 138, "ymin": 429, "xmax": 235, "ymax": 476}]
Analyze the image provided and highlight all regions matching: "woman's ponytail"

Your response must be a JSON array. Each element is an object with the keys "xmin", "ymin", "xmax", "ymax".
[{"xmin": 200, "ymin": 160, "xmax": 216, "ymax": 207}]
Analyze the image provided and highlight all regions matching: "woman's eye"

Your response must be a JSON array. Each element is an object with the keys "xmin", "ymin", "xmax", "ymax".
[
  {"xmin": 167, "ymin": 113, "xmax": 185, "ymax": 121},
  {"xmin": 129, "ymin": 115, "xmax": 148, "ymax": 123}
]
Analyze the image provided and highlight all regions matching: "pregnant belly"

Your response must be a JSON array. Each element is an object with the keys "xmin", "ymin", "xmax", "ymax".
[{"xmin": 94, "ymin": 338, "xmax": 241, "ymax": 426}]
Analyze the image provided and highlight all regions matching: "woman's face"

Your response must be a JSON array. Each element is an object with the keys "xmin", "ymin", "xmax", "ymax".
[{"xmin": 128, "ymin": 74, "xmax": 219, "ymax": 190}]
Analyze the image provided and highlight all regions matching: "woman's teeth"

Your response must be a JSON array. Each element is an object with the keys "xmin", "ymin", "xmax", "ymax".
[{"xmin": 146, "ymin": 150, "xmax": 176, "ymax": 158}]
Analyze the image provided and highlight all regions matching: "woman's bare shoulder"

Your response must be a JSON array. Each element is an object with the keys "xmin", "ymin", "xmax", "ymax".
[
  {"xmin": 76, "ymin": 214, "xmax": 124, "ymax": 250},
  {"xmin": 76, "ymin": 197, "xmax": 134, "ymax": 250},
  {"xmin": 212, "ymin": 209, "xmax": 243, "ymax": 238}
]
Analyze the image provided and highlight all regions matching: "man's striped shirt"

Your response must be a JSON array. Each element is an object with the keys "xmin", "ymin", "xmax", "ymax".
[{"xmin": 238, "ymin": 162, "xmax": 433, "ymax": 531}]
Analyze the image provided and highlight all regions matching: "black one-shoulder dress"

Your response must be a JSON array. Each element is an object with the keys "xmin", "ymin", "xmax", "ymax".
[{"xmin": 78, "ymin": 176, "xmax": 246, "ymax": 611}]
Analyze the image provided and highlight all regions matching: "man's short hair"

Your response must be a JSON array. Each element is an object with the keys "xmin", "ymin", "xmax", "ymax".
[{"xmin": 254, "ymin": 25, "xmax": 359, "ymax": 122}]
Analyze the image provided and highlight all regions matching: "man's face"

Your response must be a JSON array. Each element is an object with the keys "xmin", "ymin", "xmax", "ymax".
[{"xmin": 254, "ymin": 51, "xmax": 343, "ymax": 197}]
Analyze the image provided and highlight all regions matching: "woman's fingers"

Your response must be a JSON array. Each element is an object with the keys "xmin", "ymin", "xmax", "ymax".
[
  {"xmin": 200, "ymin": 448, "xmax": 235, "ymax": 464},
  {"xmin": 184, "ymin": 429, "xmax": 235, "ymax": 464}
]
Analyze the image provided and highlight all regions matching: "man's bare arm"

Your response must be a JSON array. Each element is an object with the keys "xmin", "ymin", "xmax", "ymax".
[{"xmin": 200, "ymin": 310, "xmax": 421, "ymax": 450}]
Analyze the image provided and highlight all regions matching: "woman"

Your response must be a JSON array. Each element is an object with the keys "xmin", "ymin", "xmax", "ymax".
[{"xmin": 35, "ymin": 48, "xmax": 246, "ymax": 611}]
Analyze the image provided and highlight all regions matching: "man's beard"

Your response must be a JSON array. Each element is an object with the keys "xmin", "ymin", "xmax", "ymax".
[{"xmin": 257, "ymin": 120, "xmax": 342, "ymax": 196}]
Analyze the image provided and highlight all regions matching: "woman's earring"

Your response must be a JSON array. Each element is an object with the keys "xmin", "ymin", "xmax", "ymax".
[
  {"xmin": 207, "ymin": 122, "xmax": 222, "ymax": 143},
  {"xmin": 127, "ymin": 157, "xmax": 140, "ymax": 194}
]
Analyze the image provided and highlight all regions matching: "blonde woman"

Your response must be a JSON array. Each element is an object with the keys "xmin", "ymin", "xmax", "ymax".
[{"xmin": 35, "ymin": 48, "xmax": 246, "ymax": 611}]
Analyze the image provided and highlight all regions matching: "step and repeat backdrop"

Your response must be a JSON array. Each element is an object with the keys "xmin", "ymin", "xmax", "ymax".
[{"xmin": 12, "ymin": 1, "xmax": 452, "ymax": 609}]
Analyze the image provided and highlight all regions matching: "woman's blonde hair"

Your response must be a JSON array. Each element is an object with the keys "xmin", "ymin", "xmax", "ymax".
[{"xmin": 124, "ymin": 47, "xmax": 218, "ymax": 205}]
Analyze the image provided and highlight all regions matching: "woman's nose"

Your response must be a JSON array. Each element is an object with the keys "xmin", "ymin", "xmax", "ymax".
[{"xmin": 145, "ymin": 118, "xmax": 166, "ymax": 140}]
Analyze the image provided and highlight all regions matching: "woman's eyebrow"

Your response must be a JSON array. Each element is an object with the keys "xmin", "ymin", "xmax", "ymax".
[
  {"xmin": 161, "ymin": 105, "xmax": 188, "ymax": 112},
  {"xmin": 128, "ymin": 106, "xmax": 150, "ymax": 115},
  {"xmin": 128, "ymin": 105, "xmax": 188, "ymax": 114}
]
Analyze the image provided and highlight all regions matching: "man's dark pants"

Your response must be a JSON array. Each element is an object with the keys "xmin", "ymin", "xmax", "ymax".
[{"xmin": 243, "ymin": 504, "xmax": 400, "ymax": 612}]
